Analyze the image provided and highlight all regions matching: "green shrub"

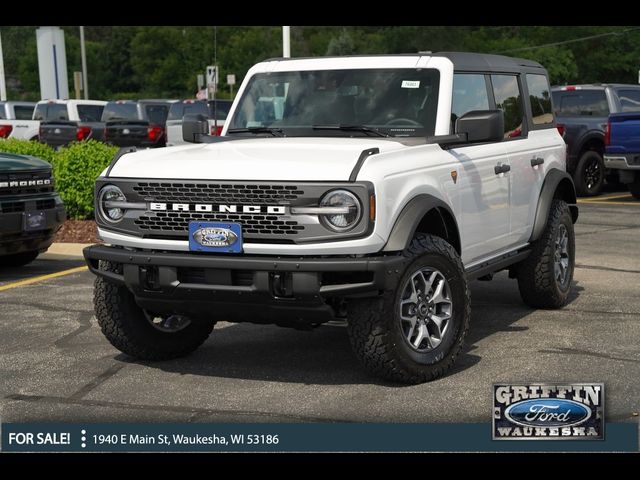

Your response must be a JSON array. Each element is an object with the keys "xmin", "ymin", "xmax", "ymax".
[
  {"xmin": 0, "ymin": 138, "xmax": 57, "ymax": 164},
  {"xmin": 53, "ymin": 140, "xmax": 119, "ymax": 219}
]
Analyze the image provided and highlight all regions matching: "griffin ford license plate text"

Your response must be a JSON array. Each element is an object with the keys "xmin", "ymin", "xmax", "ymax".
[{"xmin": 188, "ymin": 222, "xmax": 243, "ymax": 253}]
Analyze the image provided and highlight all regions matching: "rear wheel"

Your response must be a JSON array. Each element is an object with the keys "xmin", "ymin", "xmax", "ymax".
[
  {"xmin": 0, "ymin": 251, "xmax": 39, "ymax": 267},
  {"xmin": 516, "ymin": 200, "xmax": 575, "ymax": 308},
  {"xmin": 574, "ymin": 150, "xmax": 604, "ymax": 196},
  {"xmin": 347, "ymin": 234, "xmax": 470, "ymax": 384}
]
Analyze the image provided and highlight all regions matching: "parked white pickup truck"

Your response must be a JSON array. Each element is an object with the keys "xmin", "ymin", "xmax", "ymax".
[{"xmin": 0, "ymin": 101, "xmax": 39, "ymax": 141}]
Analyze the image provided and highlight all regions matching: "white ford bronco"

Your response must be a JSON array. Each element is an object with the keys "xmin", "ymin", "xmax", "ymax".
[{"xmin": 84, "ymin": 52, "xmax": 578, "ymax": 384}]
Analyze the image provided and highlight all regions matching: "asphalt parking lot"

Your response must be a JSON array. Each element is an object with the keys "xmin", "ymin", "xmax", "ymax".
[{"xmin": 1, "ymin": 194, "xmax": 639, "ymax": 424}]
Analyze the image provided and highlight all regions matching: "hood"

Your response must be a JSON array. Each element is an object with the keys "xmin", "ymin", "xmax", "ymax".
[
  {"xmin": 0, "ymin": 152, "xmax": 51, "ymax": 172},
  {"xmin": 107, "ymin": 137, "xmax": 407, "ymax": 181}
]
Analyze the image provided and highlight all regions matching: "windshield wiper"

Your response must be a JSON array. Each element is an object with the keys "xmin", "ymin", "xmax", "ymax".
[
  {"xmin": 227, "ymin": 127, "xmax": 284, "ymax": 137},
  {"xmin": 312, "ymin": 124, "xmax": 390, "ymax": 137}
]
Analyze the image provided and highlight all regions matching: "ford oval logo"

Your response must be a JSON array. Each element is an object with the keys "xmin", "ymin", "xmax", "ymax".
[
  {"xmin": 505, "ymin": 399, "xmax": 591, "ymax": 428},
  {"xmin": 192, "ymin": 227, "xmax": 238, "ymax": 247},
  {"xmin": 122, "ymin": 128, "xmax": 130, "ymax": 135}
]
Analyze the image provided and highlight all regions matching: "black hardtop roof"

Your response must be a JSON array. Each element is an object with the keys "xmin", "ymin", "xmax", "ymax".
[
  {"xmin": 261, "ymin": 51, "xmax": 546, "ymax": 73},
  {"xmin": 435, "ymin": 51, "xmax": 544, "ymax": 72}
]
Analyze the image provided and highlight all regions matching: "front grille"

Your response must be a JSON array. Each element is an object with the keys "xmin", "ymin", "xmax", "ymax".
[
  {"xmin": 0, "ymin": 170, "xmax": 54, "ymax": 197},
  {"xmin": 1, "ymin": 201, "xmax": 25, "ymax": 213},
  {"xmin": 133, "ymin": 182, "xmax": 305, "ymax": 204},
  {"xmin": 36, "ymin": 199, "xmax": 56, "ymax": 210},
  {"xmin": 135, "ymin": 211, "xmax": 305, "ymax": 236}
]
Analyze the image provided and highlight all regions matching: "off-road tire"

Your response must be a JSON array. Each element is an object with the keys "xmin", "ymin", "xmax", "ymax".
[
  {"xmin": 628, "ymin": 182, "xmax": 640, "ymax": 200},
  {"xmin": 516, "ymin": 200, "xmax": 575, "ymax": 309},
  {"xmin": 347, "ymin": 234, "xmax": 470, "ymax": 384},
  {"xmin": 94, "ymin": 261, "xmax": 215, "ymax": 360},
  {"xmin": 574, "ymin": 150, "xmax": 604, "ymax": 196},
  {"xmin": 1, "ymin": 251, "xmax": 39, "ymax": 267}
]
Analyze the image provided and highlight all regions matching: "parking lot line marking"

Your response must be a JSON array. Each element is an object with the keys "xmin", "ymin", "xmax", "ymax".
[
  {"xmin": 578, "ymin": 200, "xmax": 640, "ymax": 206},
  {"xmin": 0, "ymin": 266, "xmax": 88, "ymax": 292},
  {"xmin": 594, "ymin": 194, "xmax": 634, "ymax": 201}
]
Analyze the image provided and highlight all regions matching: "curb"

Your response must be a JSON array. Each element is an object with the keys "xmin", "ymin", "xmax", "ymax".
[{"xmin": 41, "ymin": 242, "xmax": 93, "ymax": 260}]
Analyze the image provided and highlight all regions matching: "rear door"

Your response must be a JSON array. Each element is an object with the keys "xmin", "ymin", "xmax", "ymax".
[{"xmin": 489, "ymin": 73, "xmax": 548, "ymax": 246}]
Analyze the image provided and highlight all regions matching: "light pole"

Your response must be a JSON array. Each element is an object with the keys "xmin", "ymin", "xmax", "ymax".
[
  {"xmin": 0, "ymin": 30, "xmax": 7, "ymax": 101},
  {"xmin": 282, "ymin": 26, "xmax": 291, "ymax": 58},
  {"xmin": 79, "ymin": 26, "xmax": 88, "ymax": 99}
]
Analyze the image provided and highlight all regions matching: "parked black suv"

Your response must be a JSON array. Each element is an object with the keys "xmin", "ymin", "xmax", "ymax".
[
  {"xmin": 551, "ymin": 84, "xmax": 640, "ymax": 196},
  {"xmin": 103, "ymin": 100, "xmax": 176, "ymax": 149},
  {"xmin": 0, "ymin": 152, "xmax": 65, "ymax": 266}
]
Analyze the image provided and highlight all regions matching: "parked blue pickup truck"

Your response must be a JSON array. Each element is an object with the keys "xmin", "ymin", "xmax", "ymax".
[
  {"xmin": 551, "ymin": 84, "xmax": 640, "ymax": 196},
  {"xmin": 604, "ymin": 112, "xmax": 640, "ymax": 199}
]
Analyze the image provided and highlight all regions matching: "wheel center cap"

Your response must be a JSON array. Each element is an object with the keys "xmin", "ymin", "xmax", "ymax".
[{"xmin": 418, "ymin": 303, "xmax": 429, "ymax": 316}]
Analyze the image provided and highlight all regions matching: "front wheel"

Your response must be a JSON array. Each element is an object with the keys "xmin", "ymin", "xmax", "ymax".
[
  {"xmin": 516, "ymin": 200, "xmax": 575, "ymax": 309},
  {"xmin": 94, "ymin": 262, "xmax": 215, "ymax": 360},
  {"xmin": 347, "ymin": 234, "xmax": 470, "ymax": 384}
]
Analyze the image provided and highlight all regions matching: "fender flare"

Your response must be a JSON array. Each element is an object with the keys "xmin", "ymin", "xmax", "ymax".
[
  {"xmin": 383, "ymin": 194, "xmax": 460, "ymax": 252},
  {"xmin": 530, "ymin": 168, "xmax": 578, "ymax": 242}
]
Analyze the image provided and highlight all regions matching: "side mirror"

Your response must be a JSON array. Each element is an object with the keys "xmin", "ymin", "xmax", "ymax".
[
  {"xmin": 455, "ymin": 109, "xmax": 504, "ymax": 143},
  {"xmin": 182, "ymin": 113, "xmax": 209, "ymax": 143}
]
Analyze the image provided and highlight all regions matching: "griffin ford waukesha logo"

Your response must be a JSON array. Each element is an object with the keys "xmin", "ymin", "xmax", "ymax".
[
  {"xmin": 150, "ymin": 203, "xmax": 285, "ymax": 214},
  {"xmin": 0, "ymin": 179, "xmax": 52, "ymax": 189},
  {"xmin": 193, "ymin": 227, "xmax": 238, "ymax": 247},
  {"xmin": 493, "ymin": 384, "xmax": 604, "ymax": 440}
]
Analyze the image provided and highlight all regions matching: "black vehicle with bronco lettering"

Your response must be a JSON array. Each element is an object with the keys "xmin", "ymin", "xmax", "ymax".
[{"xmin": 0, "ymin": 152, "xmax": 65, "ymax": 267}]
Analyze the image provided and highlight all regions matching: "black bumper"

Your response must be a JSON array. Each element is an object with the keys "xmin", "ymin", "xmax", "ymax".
[
  {"xmin": 0, "ymin": 199, "xmax": 66, "ymax": 256},
  {"xmin": 83, "ymin": 244, "xmax": 406, "ymax": 325}
]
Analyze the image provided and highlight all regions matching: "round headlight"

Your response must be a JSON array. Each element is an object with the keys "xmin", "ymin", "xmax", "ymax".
[
  {"xmin": 99, "ymin": 185, "xmax": 127, "ymax": 222},
  {"xmin": 319, "ymin": 189, "xmax": 362, "ymax": 232}
]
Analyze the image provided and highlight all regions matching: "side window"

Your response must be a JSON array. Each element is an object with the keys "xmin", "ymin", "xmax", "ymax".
[
  {"xmin": 14, "ymin": 106, "xmax": 35, "ymax": 120},
  {"xmin": 491, "ymin": 75, "xmax": 524, "ymax": 138},
  {"xmin": 616, "ymin": 89, "xmax": 640, "ymax": 112},
  {"xmin": 451, "ymin": 74, "xmax": 490, "ymax": 130},
  {"xmin": 526, "ymin": 74, "xmax": 553, "ymax": 126}
]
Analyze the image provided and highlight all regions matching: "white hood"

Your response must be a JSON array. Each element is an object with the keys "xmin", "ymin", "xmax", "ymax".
[{"xmin": 107, "ymin": 137, "xmax": 406, "ymax": 181}]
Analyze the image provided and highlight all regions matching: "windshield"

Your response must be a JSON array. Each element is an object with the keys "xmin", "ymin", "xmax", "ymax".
[{"xmin": 227, "ymin": 68, "xmax": 440, "ymax": 137}]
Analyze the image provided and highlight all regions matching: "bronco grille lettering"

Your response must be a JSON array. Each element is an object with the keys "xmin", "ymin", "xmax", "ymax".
[
  {"xmin": 0, "ymin": 179, "xmax": 52, "ymax": 189},
  {"xmin": 149, "ymin": 203, "xmax": 286, "ymax": 215}
]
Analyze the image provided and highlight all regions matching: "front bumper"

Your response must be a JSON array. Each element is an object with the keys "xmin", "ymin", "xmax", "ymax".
[
  {"xmin": 84, "ymin": 244, "xmax": 406, "ymax": 325},
  {"xmin": 604, "ymin": 154, "xmax": 640, "ymax": 170},
  {"xmin": 0, "ymin": 196, "xmax": 66, "ymax": 256}
]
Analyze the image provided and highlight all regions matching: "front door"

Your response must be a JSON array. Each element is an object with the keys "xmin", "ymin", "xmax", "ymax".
[{"xmin": 448, "ymin": 73, "xmax": 511, "ymax": 265}]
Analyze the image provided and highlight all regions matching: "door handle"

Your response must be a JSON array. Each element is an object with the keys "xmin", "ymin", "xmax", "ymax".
[
  {"xmin": 494, "ymin": 163, "xmax": 511, "ymax": 175},
  {"xmin": 531, "ymin": 157, "xmax": 544, "ymax": 167}
]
